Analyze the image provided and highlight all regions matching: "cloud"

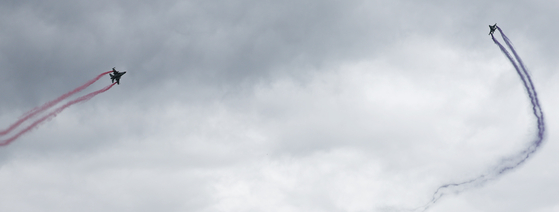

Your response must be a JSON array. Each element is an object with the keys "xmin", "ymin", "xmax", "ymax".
[{"xmin": 1, "ymin": 0, "xmax": 559, "ymax": 212}]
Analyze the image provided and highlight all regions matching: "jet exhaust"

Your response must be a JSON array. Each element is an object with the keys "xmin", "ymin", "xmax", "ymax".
[
  {"xmin": 0, "ymin": 71, "xmax": 113, "ymax": 137},
  {"xmin": 413, "ymin": 26, "xmax": 546, "ymax": 211},
  {"xmin": 0, "ymin": 82, "xmax": 117, "ymax": 146},
  {"xmin": 0, "ymin": 71, "xmax": 117, "ymax": 146}
]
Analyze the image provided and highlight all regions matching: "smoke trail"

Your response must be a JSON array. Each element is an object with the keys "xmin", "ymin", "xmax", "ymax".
[
  {"xmin": 497, "ymin": 27, "xmax": 545, "ymax": 139},
  {"xmin": 490, "ymin": 27, "xmax": 545, "ymax": 169},
  {"xmin": 0, "ymin": 83, "xmax": 117, "ymax": 146},
  {"xmin": 0, "ymin": 71, "xmax": 113, "ymax": 136},
  {"xmin": 414, "ymin": 27, "xmax": 546, "ymax": 211}
]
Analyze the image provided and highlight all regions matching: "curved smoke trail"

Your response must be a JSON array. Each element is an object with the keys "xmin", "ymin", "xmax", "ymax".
[
  {"xmin": 0, "ymin": 83, "xmax": 117, "ymax": 146},
  {"xmin": 416, "ymin": 26, "xmax": 546, "ymax": 211},
  {"xmin": 0, "ymin": 71, "xmax": 113, "ymax": 136},
  {"xmin": 497, "ymin": 27, "xmax": 545, "ymax": 138}
]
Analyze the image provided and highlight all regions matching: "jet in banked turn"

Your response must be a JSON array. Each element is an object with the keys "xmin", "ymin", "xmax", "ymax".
[
  {"xmin": 489, "ymin": 23, "xmax": 497, "ymax": 35},
  {"xmin": 110, "ymin": 67, "xmax": 126, "ymax": 85}
]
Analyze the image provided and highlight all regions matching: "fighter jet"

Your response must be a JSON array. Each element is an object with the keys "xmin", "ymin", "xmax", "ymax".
[
  {"xmin": 110, "ymin": 67, "xmax": 126, "ymax": 85},
  {"xmin": 489, "ymin": 23, "xmax": 497, "ymax": 35}
]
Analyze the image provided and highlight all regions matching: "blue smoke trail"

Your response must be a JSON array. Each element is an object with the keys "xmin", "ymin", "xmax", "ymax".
[{"xmin": 414, "ymin": 26, "xmax": 546, "ymax": 211}]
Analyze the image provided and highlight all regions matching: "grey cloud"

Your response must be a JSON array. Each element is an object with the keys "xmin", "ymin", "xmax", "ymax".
[{"xmin": 1, "ymin": 0, "xmax": 559, "ymax": 212}]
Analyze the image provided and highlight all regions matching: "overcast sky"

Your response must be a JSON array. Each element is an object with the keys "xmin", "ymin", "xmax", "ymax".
[{"xmin": 1, "ymin": 0, "xmax": 559, "ymax": 211}]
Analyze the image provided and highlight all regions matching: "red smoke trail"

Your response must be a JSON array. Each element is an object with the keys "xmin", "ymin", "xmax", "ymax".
[
  {"xmin": 0, "ymin": 71, "xmax": 112, "ymax": 136},
  {"xmin": 0, "ymin": 83, "xmax": 117, "ymax": 146}
]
